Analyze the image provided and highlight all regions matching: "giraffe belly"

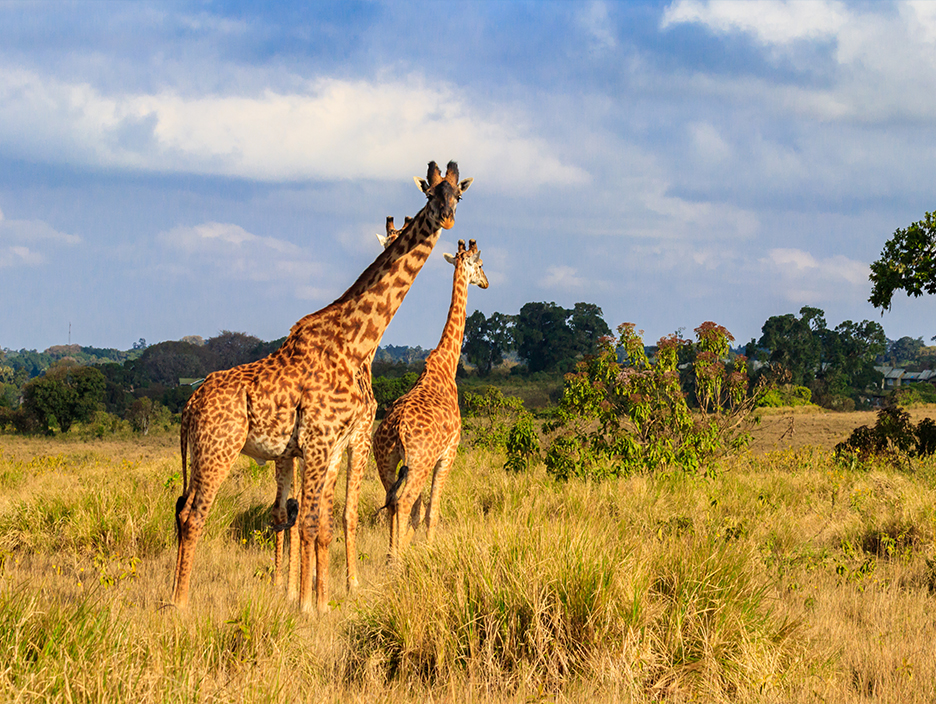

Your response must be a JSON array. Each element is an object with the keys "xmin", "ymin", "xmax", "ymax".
[{"xmin": 241, "ymin": 433, "xmax": 299, "ymax": 463}]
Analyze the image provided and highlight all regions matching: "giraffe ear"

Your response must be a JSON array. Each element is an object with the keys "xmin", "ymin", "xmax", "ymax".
[
  {"xmin": 443, "ymin": 253, "xmax": 456, "ymax": 265},
  {"xmin": 376, "ymin": 232, "xmax": 392, "ymax": 248},
  {"xmin": 458, "ymin": 177, "xmax": 473, "ymax": 193},
  {"xmin": 415, "ymin": 176, "xmax": 431, "ymax": 194}
]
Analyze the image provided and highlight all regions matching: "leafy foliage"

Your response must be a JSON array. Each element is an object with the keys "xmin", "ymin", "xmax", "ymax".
[
  {"xmin": 888, "ymin": 336, "xmax": 927, "ymax": 365},
  {"xmin": 757, "ymin": 385, "xmax": 813, "ymax": 408},
  {"xmin": 513, "ymin": 301, "xmax": 611, "ymax": 374},
  {"xmin": 750, "ymin": 306, "xmax": 885, "ymax": 407},
  {"xmin": 503, "ymin": 411, "xmax": 539, "ymax": 473},
  {"xmin": 125, "ymin": 397, "xmax": 172, "ymax": 435},
  {"xmin": 893, "ymin": 383, "xmax": 936, "ymax": 406},
  {"xmin": 461, "ymin": 310, "xmax": 514, "ymax": 376},
  {"xmin": 372, "ymin": 372, "xmax": 418, "ymax": 417},
  {"xmin": 870, "ymin": 210, "xmax": 936, "ymax": 311},
  {"xmin": 543, "ymin": 322, "xmax": 764, "ymax": 480},
  {"xmin": 21, "ymin": 365, "xmax": 107, "ymax": 434},
  {"xmin": 462, "ymin": 386, "xmax": 527, "ymax": 450},
  {"xmin": 834, "ymin": 405, "xmax": 936, "ymax": 468}
]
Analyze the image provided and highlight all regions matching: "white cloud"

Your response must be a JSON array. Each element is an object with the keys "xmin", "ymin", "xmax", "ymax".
[
  {"xmin": 760, "ymin": 247, "xmax": 869, "ymax": 303},
  {"xmin": 577, "ymin": 2, "xmax": 618, "ymax": 52},
  {"xmin": 0, "ymin": 245, "xmax": 43, "ymax": 268},
  {"xmin": 0, "ymin": 209, "xmax": 81, "ymax": 268},
  {"xmin": 294, "ymin": 285, "xmax": 333, "ymax": 302},
  {"xmin": 540, "ymin": 265, "xmax": 588, "ymax": 291},
  {"xmin": 640, "ymin": 181, "xmax": 760, "ymax": 240},
  {"xmin": 661, "ymin": 1, "xmax": 936, "ymax": 125},
  {"xmin": 689, "ymin": 122, "xmax": 733, "ymax": 164},
  {"xmin": 157, "ymin": 222, "xmax": 323, "ymax": 286},
  {"xmin": 0, "ymin": 67, "xmax": 589, "ymax": 187},
  {"xmin": 661, "ymin": 0, "xmax": 847, "ymax": 45},
  {"xmin": 159, "ymin": 222, "xmax": 299, "ymax": 255}
]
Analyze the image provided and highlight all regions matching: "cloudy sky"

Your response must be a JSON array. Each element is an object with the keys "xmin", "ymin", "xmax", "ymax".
[{"xmin": 1, "ymin": 0, "xmax": 934, "ymax": 353}]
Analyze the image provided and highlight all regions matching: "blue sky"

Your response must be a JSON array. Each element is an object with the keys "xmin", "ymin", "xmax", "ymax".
[{"xmin": 1, "ymin": 0, "xmax": 934, "ymax": 352}]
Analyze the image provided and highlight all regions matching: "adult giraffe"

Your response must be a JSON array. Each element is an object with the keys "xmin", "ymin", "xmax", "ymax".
[
  {"xmin": 173, "ymin": 161, "xmax": 472, "ymax": 614},
  {"xmin": 372, "ymin": 239, "xmax": 488, "ymax": 557}
]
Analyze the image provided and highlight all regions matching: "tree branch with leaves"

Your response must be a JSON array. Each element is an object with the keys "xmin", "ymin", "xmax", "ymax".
[{"xmin": 869, "ymin": 210, "xmax": 936, "ymax": 312}]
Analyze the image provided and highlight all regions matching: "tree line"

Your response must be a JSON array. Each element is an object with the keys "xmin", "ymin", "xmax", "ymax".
[{"xmin": 1, "ymin": 299, "xmax": 933, "ymax": 435}]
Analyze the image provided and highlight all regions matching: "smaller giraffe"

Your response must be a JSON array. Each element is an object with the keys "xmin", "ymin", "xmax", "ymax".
[{"xmin": 372, "ymin": 239, "xmax": 489, "ymax": 557}]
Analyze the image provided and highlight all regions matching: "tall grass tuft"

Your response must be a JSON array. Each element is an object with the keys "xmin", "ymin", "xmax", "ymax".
[{"xmin": 346, "ymin": 513, "xmax": 804, "ymax": 700}]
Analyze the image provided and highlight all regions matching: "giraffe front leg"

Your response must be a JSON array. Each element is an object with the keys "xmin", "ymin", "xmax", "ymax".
[{"xmin": 298, "ymin": 438, "xmax": 343, "ymax": 615}]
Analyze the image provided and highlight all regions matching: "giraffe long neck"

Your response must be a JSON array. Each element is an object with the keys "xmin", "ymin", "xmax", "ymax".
[
  {"xmin": 423, "ymin": 263, "xmax": 469, "ymax": 381},
  {"xmin": 286, "ymin": 206, "xmax": 443, "ymax": 365}
]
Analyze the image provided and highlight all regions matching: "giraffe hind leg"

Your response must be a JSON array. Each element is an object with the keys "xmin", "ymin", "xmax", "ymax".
[
  {"xmin": 172, "ymin": 448, "xmax": 241, "ymax": 609},
  {"xmin": 344, "ymin": 425, "xmax": 372, "ymax": 592},
  {"xmin": 271, "ymin": 458, "xmax": 296, "ymax": 589},
  {"xmin": 425, "ymin": 442, "xmax": 458, "ymax": 542}
]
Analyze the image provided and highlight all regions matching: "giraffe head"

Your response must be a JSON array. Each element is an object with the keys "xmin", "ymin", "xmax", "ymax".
[
  {"xmin": 414, "ymin": 161, "xmax": 472, "ymax": 230},
  {"xmin": 443, "ymin": 238, "xmax": 489, "ymax": 289},
  {"xmin": 375, "ymin": 215, "xmax": 413, "ymax": 249}
]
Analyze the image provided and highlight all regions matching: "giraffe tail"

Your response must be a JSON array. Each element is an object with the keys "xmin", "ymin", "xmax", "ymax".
[
  {"xmin": 179, "ymin": 407, "xmax": 190, "ymax": 496},
  {"xmin": 374, "ymin": 465, "xmax": 409, "ymax": 518},
  {"xmin": 176, "ymin": 407, "xmax": 192, "ymax": 546}
]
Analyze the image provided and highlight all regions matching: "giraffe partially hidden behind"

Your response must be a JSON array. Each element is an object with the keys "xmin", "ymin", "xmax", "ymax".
[
  {"xmin": 372, "ymin": 238, "xmax": 489, "ymax": 558},
  {"xmin": 173, "ymin": 161, "xmax": 472, "ymax": 614},
  {"xmin": 340, "ymin": 215, "xmax": 416, "ymax": 593},
  {"xmin": 270, "ymin": 214, "xmax": 409, "ymax": 600}
]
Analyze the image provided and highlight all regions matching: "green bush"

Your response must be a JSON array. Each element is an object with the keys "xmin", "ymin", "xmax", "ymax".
[
  {"xmin": 543, "ymin": 322, "xmax": 765, "ymax": 481},
  {"xmin": 894, "ymin": 384, "xmax": 936, "ymax": 406},
  {"xmin": 834, "ymin": 405, "xmax": 936, "ymax": 469},
  {"xmin": 372, "ymin": 372, "xmax": 419, "ymax": 416},
  {"xmin": 758, "ymin": 385, "xmax": 813, "ymax": 408},
  {"xmin": 462, "ymin": 386, "xmax": 527, "ymax": 450}
]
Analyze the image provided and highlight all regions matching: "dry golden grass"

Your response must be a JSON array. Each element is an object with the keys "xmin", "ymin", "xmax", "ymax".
[
  {"xmin": 750, "ymin": 405, "xmax": 936, "ymax": 454},
  {"xmin": 0, "ymin": 405, "xmax": 935, "ymax": 702}
]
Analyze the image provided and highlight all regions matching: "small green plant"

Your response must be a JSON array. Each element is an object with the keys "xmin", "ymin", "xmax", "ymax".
[
  {"xmin": 462, "ymin": 386, "xmax": 527, "ymax": 450},
  {"xmin": 92, "ymin": 551, "xmax": 140, "ymax": 587},
  {"xmin": 503, "ymin": 411, "xmax": 540, "ymax": 472}
]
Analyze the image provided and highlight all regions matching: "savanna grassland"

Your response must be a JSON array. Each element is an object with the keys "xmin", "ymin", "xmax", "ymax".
[{"xmin": 3, "ymin": 407, "xmax": 936, "ymax": 703}]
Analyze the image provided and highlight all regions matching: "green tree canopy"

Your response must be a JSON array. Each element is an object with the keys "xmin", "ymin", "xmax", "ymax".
[
  {"xmin": 887, "ymin": 336, "xmax": 925, "ymax": 365},
  {"xmin": 870, "ymin": 210, "xmax": 936, "ymax": 312},
  {"xmin": 462, "ymin": 310, "xmax": 514, "ymax": 376},
  {"xmin": 818, "ymin": 320, "xmax": 887, "ymax": 397},
  {"xmin": 755, "ymin": 307, "xmax": 885, "ymax": 404},
  {"xmin": 513, "ymin": 302, "xmax": 611, "ymax": 374},
  {"xmin": 22, "ymin": 365, "xmax": 106, "ymax": 433},
  {"xmin": 757, "ymin": 306, "xmax": 825, "ymax": 386}
]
